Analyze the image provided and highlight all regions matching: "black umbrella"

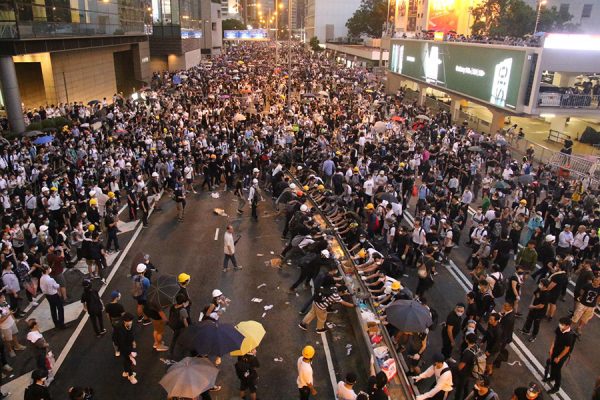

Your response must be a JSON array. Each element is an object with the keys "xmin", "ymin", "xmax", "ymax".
[
  {"xmin": 178, "ymin": 321, "xmax": 245, "ymax": 357},
  {"xmin": 147, "ymin": 274, "xmax": 180, "ymax": 311},
  {"xmin": 88, "ymin": 99, "xmax": 100, "ymax": 105},
  {"xmin": 385, "ymin": 300, "xmax": 432, "ymax": 332},
  {"xmin": 24, "ymin": 130, "xmax": 44, "ymax": 138},
  {"xmin": 495, "ymin": 180, "xmax": 511, "ymax": 190},
  {"xmin": 375, "ymin": 192, "xmax": 400, "ymax": 204}
]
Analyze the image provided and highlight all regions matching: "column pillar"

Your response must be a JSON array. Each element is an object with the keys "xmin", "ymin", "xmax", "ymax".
[
  {"xmin": 450, "ymin": 96, "xmax": 462, "ymax": 124},
  {"xmin": 0, "ymin": 56, "xmax": 25, "ymax": 134},
  {"xmin": 490, "ymin": 109, "xmax": 506, "ymax": 134},
  {"xmin": 417, "ymin": 84, "xmax": 427, "ymax": 106}
]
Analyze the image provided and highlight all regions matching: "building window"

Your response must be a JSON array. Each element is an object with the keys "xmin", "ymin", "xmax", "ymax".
[
  {"xmin": 212, "ymin": 22, "xmax": 217, "ymax": 30},
  {"xmin": 217, "ymin": 10, "xmax": 221, "ymax": 18},
  {"xmin": 582, "ymin": 4, "xmax": 593, "ymax": 17},
  {"xmin": 559, "ymin": 3, "xmax": 569, "ymax": 14}
]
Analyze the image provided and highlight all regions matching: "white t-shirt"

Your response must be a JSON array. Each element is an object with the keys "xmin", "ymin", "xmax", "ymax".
[
  {"xmin": 363, "ymin": 179, "xmax": 374, "ymax": 196},
  {"xmin": 0, "ymin": 305, "xmax": 15, "ymax": 330},
  {"xmin": 337, "ymin": 381, "xmax": 357, "ymax": 400},
  {"xmin": 297, "ymin": 357, "xmax": 313, "ymax": 388}
]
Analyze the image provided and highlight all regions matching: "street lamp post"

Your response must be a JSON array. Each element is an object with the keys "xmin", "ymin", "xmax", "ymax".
[
  {"xmin": 275, "ymin": 0, "xmax": 279, "ymax": 62},
  {"xmin": 287, "ymin": 0, "xmax": 292, "ymax": 107},
  {"xmin": 534, "ymin": 0, "xmax": 546, "ymax": 34}
]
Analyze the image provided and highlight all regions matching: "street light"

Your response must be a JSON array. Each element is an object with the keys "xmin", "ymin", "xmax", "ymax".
[{"xmin": 534, "ymin": 0, "xmax": 546, "ymax": 34}]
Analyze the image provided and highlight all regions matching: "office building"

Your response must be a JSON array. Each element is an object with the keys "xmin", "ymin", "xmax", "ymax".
[
  {"xmin": 0, "ymin": 0, "xmax": 152, "ymax": 133},
  {"xmin": 221, "ymin": 0, "xmax": 242, "ymax": 19},
  {"xmin": 305, "ymin": 0, "xmax": 361, "ymax": 43},
  {"xmin": 149, "ymin": 0, "xmax": 223, "ymax": 72}
]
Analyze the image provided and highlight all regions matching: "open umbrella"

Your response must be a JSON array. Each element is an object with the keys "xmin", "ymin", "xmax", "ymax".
[
  {"xmin": 159, "ymin": 357, "xmax": 219, "ymax": 399},
  {"xmin": 373, "ymin": 121, "xmax": 388, "ymax": 133},
  {"xmin": 385, "ymin": 299, "xmax": 432, "ymax": 332},
  {"xmin": 87, "ymin": 99, "xmax": 99, "ymax": 106},
  {"xmin": 302, "ymin": 93, "xmax": 316, "ymax": 98},
  {"xmin": 391, "ymin": 116, "xmax": 405, "ymax": 122},
  {"xmin": 91, "ymin": 121, "xmax": 102, "ymax": 131},
  {"xmin": 80, "ymin": 123, "xmax": 90, "ymax": 128},
  {"xmin": 416, "ymin": 115, "xmax": 432, "ymax": 121},
  {"xmin": 233, "ymin": 113, "xmax": 247, "ymax": 122},
  {"xmin": 24, "ymin": 130, "xmax": 44, "ymax": 138},
  {"xmin": 33, "ymin": 135, "xmax": 54, "ymax": 145},
  {"xmin": 468, "ymin": 145, "xmax": 483, "ymax": 153},
  {"xmin": 147, "ymin": 274, "xmax": 180, "ymax": 311},
  {"xmin": 230, "ymin": 321, "xmax": 266, "ymax": 356},
  {"xmin": 318, "ymin": 90, "xmax": 329, "ymax": 98},
  {"xmin": 179, "ymin": 321, "xmax": 245, "ymax": 357},
  {"xmin": 495, "ymin": 180, "xmax": 511, "ymax": 190}
]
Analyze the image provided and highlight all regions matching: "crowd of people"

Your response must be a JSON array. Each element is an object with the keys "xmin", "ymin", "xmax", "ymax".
[{"xmin": 0, "ymin": 39, "xmax": 596, "ymax": 400}]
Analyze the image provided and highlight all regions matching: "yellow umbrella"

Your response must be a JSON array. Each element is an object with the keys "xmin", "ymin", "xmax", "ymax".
[{"xmin": 230, "ymin": 321, "xmax": 266, "ymax": 356}]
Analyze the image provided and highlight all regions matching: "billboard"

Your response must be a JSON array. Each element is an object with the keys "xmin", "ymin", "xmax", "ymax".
[
  {"xmin": 390, "ymin": 40, "xmax": 526, "ymax": 109},
  {"xmin": 224, "ymin": 29, "xmax": 268, "ymax": 40}
]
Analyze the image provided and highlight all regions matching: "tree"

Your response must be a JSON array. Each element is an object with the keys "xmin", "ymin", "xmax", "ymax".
[
  {"xmin": 470, "ymin": 0, "xmax": 575, "ymax": 37},
  {"xmin": 309, "ymin": 36, "xmax": 323, "ymax": 51},
  {"xmin": 222, "ymin": 18, "xmax": 246, "ymax": 34},
  {"xmin": 346, "ymin": 0, "xmax": 387, "ymax": 38}
]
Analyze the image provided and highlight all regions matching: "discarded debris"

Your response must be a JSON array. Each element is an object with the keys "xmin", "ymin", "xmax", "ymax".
[
  {"xmin": 257, "ymin": 253, "xmax": 264, "ymax": 257},
  {"xmin": 270, "ymin": 251, "xmax": 275, "ymax": 255},
  {"xmin": 264, "ymin": 305, "xmax": 273, "ymax": 311},
  {"xmin": 213, "ymin": 208, "xmax": 228, "ymax": 217},
  {"xmin": 211, "ymin": 192, "xmax": 220, "ymax": 199},
  {"xmin": 257, "ymin": 283, "xmax": 266, "ymax": 289},
  {"xmin": 346, "ymin": 344, "xmax": 353, "ymax": 356},
  {"xmin": 273, "ymin": 357, "xmax": 284, "ymax": 362},
  {"xmin": 251, "ymin": 298, "xmax": 263, "ymax": 303},
  {"xmin": 261, "ymin": 312, "xmax": 267, "ymax": 318},
  {"xmin": 265, "ymin": 258, "xmax": 282, "ymax": 268}
]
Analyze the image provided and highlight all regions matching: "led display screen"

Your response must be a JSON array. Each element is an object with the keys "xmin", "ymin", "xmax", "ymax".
[
  {"xmin": 390, "ymin": 40, "xmax": 526, "ymax": 109},
  {"xmin": 224, "ymin": 29, "xmax": 268, "ymax": 40}
]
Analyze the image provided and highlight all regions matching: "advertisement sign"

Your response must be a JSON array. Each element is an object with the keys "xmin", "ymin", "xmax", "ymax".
[
  {"xmin": 389, "ymin": 39, "xmax": 526, "ymax": 109},
  {"xmin": 427, "ymin": 0, "xmax": 460, "ymax": 32},
  {"xmin": 224, "ymin": 29, "xmax": 268, "ymax": 40}
]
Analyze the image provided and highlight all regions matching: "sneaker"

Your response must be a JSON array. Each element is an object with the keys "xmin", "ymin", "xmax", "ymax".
[
  {"xmin": 2, "ymin": 364, "xmax": 12, "ymax": 373},
  {"xmin": 128, "ymin": 375, "xmax": 138, "ymax": 384},
  {"xmin": 30, "ymin": 301, "xmax": 39, "ymax": 307},
  {"xmin": 155, "ymin": 344, "xmax": 169, "ymax": 352},
  {"xmin": 8, "ymin": 351, "xmax": 15, "ymax": 358},
  {"xmin": 528, "ymin": 336, "xmax": 537, "ymax": 342},
  {"xmin": 298, "ymin": 323, "xmax": 308, "ymax": 331},
  {"xmin": 234, "ymin": 265, "xmax": 243, "ymax": 270},
  {"xmin": 316, "ymin": 327, "xmax": 328, "ymax": 334},
  {"xmin": 115, "ymin": 351, "xmax": 120, "ymax": 357},
  {"xmin": 99, "ymin": 329, "xmax": 107, "ymax": 335},
  {"xmin": 209, "ymin": 385, "xmax": 222, "ymax": 392},
  {"xmin": 137, "ymin": 316, "xmax": 144, "ymax": 323},
  {"xmin": 298, "ymin": 310, "xmax": 307, "ymax": 315},
  {"xmin": 547, "ymin": 387, "xmax": 559, "ymax": 395},
  {"xmin": 142, "ymin": 319, "xmax": 152, "ymax": 326}
]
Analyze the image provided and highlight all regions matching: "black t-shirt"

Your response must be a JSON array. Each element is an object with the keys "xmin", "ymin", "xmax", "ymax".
[
  {"xmin": 143, "ymin": 305, "xmax": 161, "ymax": 321},
  {"xmin": 552, "ymin": 328, "xmax": 576, "ymax": 358},
  {"xmin": 513, "ymin": 387, "xmax": 543, "ymax": 400},
  {"xmin": 458, "ymin": 346, "xmax": 476, "ymax": 377},
  {"xmin": 105, "ymin": 302, "xmax": 125, "ymax": 320},
  {"xmin": 492, "ymin": 239, "xmax": 512, "ymax": 259},
  {"xmin": 578, "ymin": 283, "xmax": 600, "ymax": 307},
  {"xmin": 444, "ymin": 311, "xmax": 462, "ymax": 339},
  {"xmin": 24, "ymin": 383, "xmax": 52, "ymax": 400},
  {"xmin": 366, "ymin": 376, "xmax": 388, "ymax": 400},
  {"xmin": 530, "ymin": 288, "xmax": 549, "ymax": 316}
]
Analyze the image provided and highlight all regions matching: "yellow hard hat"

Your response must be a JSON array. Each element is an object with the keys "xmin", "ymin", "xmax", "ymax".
[
  {"xmin": 302, "ymin": 345, "xmax": 315, "ymax": 359},
  {"xmin": 520, "ymin": 199, "xmax": 527, "ymax": 205},
  {"xmin": 211, "ymin": 154, "xmax": 217, "ymax": 159},
  {"xmin": 358, "ymin": 249, "xmax": 367, "ymax": 258},
  {"xmin": 353, "ymin": 167, "xmax": 359, "ymax": 172},
  {"xmin": 89, "ymin": 198, "xmax": 98, "ymax": 206},
  {"xmin": 108, "ymin": 192, "xmax": 115, "ymax": 198},
  {"xmin": 303, "ymin": 185, "xmax": 309, "ymax": 191},
  {"xmin": 365, "ymin": 203, "xmax": 375, "ymax": 210},
  {"xmin": 178, "ymin": 273, "xmax": 191, "ymax": 284},
  {"xmin": 336, "ymin": 150, "xmax": 341, "ymax": 155},
  {"xmin": 391, "ymin": 281, "xmax": 402, "ymax": 291},
  {"xmin": 50, "ymin": 186, "xmax": 58, "ymax": 191},
  {"xmin": 317, "ymin": 184, "xmax": 325, "ymax": 191},
  {"xmin": 399, "ymin": 162, "xmax": 406, "ymax": 168},
  {"xmin": 88, "ymin": 224, "xmax": 95, "ymax": 232}
]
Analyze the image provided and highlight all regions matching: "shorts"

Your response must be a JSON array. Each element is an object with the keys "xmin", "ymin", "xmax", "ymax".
[
  {"xmin": 134, "ymin": 296, "xmax": 147, "ymax": 306},
  {"xmin": 53, "ymin": 273, "xmax": 66, "ymax": 288},
  {"xmin": 152, "ymin": 319, "xmax": 165, "ymax": 335},
  {"xmin": 1, "ymin": 324, "xmax": 18, "ymax": 341},
  {"xmin": 240, "ymin": 379, "xmax": 257, "ymax": 393},
  {"xmin": 572, "ymin": 302, "xmax": 594, "ymax": 324}
]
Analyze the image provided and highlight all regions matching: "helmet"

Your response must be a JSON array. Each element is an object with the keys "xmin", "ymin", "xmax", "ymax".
[
  {"xmin": 82, "ymin": 278, "xmax": 92, "ymax": 288},
  {"xmin": 108, "ymin": 192, "xmax": 115, "ymax": 198},
  {"xmin": 365, "ymin": 203, "xmax": 375, "ymax": 210},
  {"xmin": 300, "ymin": 204, "xmax": 309, "ymax": 212},
  {"xmin": 353, "ymin": 167, "xmax": 359, "ymax": 172},
  {"xmin": 358, "ymin": 249, "xmax": 367, "ymax": 258},
  {"xmin": 178, "ymin": 273, "xmax": 191, "ymax": 284},
  {"xmin": 136, "ymin": 263, "xmax": 147, "ymax": 273},
  {"xmin": 88, "ymin": 224, "xmax": 96, "ymax": 232},
  {"xmin": 545, "ymin": 235, "xmax": 556, "ymax": 242},
  {"xmin": 212, "ymin": 289, "xmax": 223, "ymax": 298},
  {"xmin": 50, "ymin": 186, "xmax": 58, "ymax": 192},
  {"xmin": 302, "ymin": 345, "xmax": 315, "ymax": 359},
  {"xmin": 520, "ymin": 199, "xmax": 527, "ymax": 205},
  {"xmin": 152, "ymin": 172, "xmax": 159, "ymax": 178},
  {"xmin": 297, "ymin": 166, "xmax": 303, "ymax": 171},
  {"xmin": 89, "ymin": 198, "xmax": 98, "ymax": 206},
  {"xmin": 210, "ymin": 154, "xmax": 217, "ymax": 159},
  {"xmin": 296, "ymin": 190, "xmax": 304, "ymax": 197},
  {"xmin": 317, "ymin": 184, "xmax": 325, "ymax": 191},
  {"xmin": 253, "ymin": 168, "xmax": 260, "ymax": 173},
  {"xmin": 399, "ymin": 162, "xmax": 406, "ymax": 168},
  {"xmin": 321, "ymin": 249, "xmax": 330, "ymax": 258},
  {"xmin": 289, "ymin": 183, "xmax": 296, "ymax": 190},
  {"xmin": 89, "ymin": 190, "xmax": 96, "ymax": 197},
  {"xmin": 391, "ymin": 281, "xmax": 401, "ymax": 291},
  {"xmin": 303, "ymin": 185, "xmax": 309, "ymax": 191},
  {"xmin": 252, "ymin": 178, "xmax": 258, "ymax": 184}
]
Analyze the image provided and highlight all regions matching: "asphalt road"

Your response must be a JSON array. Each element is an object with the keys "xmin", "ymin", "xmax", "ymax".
[{"xmin": 37, "ymin": 188, "xmax": 370, "ymax": 400}]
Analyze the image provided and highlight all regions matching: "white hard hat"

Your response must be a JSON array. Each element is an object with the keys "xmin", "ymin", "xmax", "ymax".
[
  {"xmin": 212, "ymin": 289, "xmax": 223, "ymax": 297},
  {"xmin": 89, "ymin": 190, "xmax": 96, "ymax": 197},
  {"xmin": 136, "ymin": 263, "xmax": 147, "ymax": 273},
  {"xmin": 152, "ymin": 172, "xmax": 159, "ymax": 177},
  {"xmin": 545, "ymin": 234, "xmax": 556, "ymax": 242},
  {"xmin": 297, "ymin": 166, "xmax": 303, "ymax": 171},
  {"xmin": 321, "ymin": 249, "xmax": 330, "ymax": 258},
  {"xmin": 253, "ymin": 168, "xmax": 259, "ymax": 173},
  {"xmin": 289, "ymin": 183, "xmax": 296, "ymax": 190},
  {"xmin": 300, "ymin": 204, "xmax": 309, "ymax": 212},
  {"xmin": 252, "ymin": 178, "xmax": 258, "ymax": 184}
]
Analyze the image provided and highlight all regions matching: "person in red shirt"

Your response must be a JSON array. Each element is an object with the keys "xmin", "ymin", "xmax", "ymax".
[{"xmin": 45, "ymin": 245, "xmax": 67, "ymax": 301}]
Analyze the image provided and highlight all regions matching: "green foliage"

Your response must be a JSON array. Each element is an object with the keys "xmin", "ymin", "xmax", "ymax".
[
  {"xmin": 470, "ymin": 0, "xmax": 575, "ymax": 36},
  {"xmin": 309, "ymin": 36, "xmax": 323, "ymax": 51},
  {"xmin": 346, "ymin": 0, "xmax": 387, "ymax": 38},
  {"xmin": 222, "ymin": 18, "xmax": 246, "ymax": 34},
  {"xmin": 26, "ymin": 122, "xmax": 42, "ymax": 131},
  {"xmin": 25, "ymin": 116, "xmax": 71, "ymax": 131}
]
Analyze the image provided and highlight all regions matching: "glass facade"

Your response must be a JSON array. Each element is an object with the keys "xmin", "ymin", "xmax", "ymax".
[
  {"xmin": 151, "ymin": 0, "xmax": 204, "ymax": 39},
  {"xmin": 0, "ymin": 0, "xmax": 152, "ymax": 39}
]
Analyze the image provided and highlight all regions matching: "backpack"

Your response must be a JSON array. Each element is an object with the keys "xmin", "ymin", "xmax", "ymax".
[
  {"xmin": 168, "ymin": 305, "xmax": 184, "ymax": 330},
  {"xmin": 468, "ymin": 345, "xmax": 488, "ymax": 379},
  {"xmin": 131, "ymin": 276, "xmax": 144, "ymax": 298},
  {"xmin": 491, "ymin": 273, "xmax": 506, "ymax": 298},
  {"xmin": 23, "ymin": 224, "xmax": 33, "ymax": 241}
]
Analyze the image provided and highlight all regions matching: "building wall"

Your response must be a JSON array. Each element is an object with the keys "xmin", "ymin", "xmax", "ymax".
[
  {"xmin": 306, "ymin": 0, "xmax": 361, "ymax": 42},
  {"xmin": 15, "ymin": 63, "xmax": 47, "ymax": 108},
  {"xmin": 150, "ymin": 56, "xmax": 168, "ymax": 72},
  {"xmin": 523, "ymin": 0, "xmax": 600, "ymax": 33},
  {"xmin": 13, "ymin": 52, "xmax": 57, "ymax": 107}
]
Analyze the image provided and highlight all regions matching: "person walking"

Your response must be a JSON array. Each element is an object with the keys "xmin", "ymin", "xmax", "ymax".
[
  {"xmin": 114, "ymin": 313, "xmax": 138, "ymax": 385},
  {"xmin": 543, "ymin": 317, "xmax": 576, "ymax": 395},
  {"xmin": 454, "ymin": 333, "xmax": 478, "ymax": 400},
  {"xmin": 104, "ymin": 290, "xmax": 125, "ymax": 357},
  {"xmin": 104, "ymin": 207, "xmax": 120, "ymax": 253},
  {"xmin": 235, "ymin": 350, "xmax": 260, "ymax": 400},
  {"xmin": 40, "ymin": 266, "xmax": 65, "ymax": 329},
  {"xmin": 223, "ymin": 225, "xmax": 241, "ymax": 272},
  {"xmin": 168, "ymin": 293, "xmax": 189, "ymax": 353},
  {"xmin": 297, "ymin": 346, "xmax": 317, "ymax": 399},
  {"xmin": 494, "ymin": 302, "xmax": 515, "ymax": 369},
  {"xmin": 25, "ymin": 319, "xmax": 49, "ymax": 373},
  {"xmin": 519, "ymin": 279, "xmax": 549, "ymax": 343},
  {"xmin": 298, "ymin": 275, "xmax": 355, "ymax": 333},
  {"xmin": 174, "ymin": 177, "xmax": 186, "ymax": 222},
  {"xmin": 441, "ymin": 303, "xmax": 464, "ymax": 359},
  {"xmin": 464, "ymin": 376, "xmax": 499, "ymax": 400},
  {"xmin": 413, "ymin": 352, "xmax": 454, "ymax": 400},
  {"xmin": 80, "ymin": 279, "xmax": 106, "ymax": 337},
  {"xmin": 131, "ymin": 264, "xmax": 151, "ymax": 325},
  {"xmin": 248, "ymin": 179, "xmax": 262, "ymax": 221},
  {"xmin": 24, "ymin": 369, "xmax": 51, "ymax": 400},
  {"xmin": 572, "ymin": 274, "xmax": 600, "ymax": 337},
  {"xmin": 337, "ymin": 372, "xmax": 358, "ymax": 400}
]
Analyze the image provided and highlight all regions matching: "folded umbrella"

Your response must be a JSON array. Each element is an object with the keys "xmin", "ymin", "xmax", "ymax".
[
  {"xmin": 385, "ymin": 300, "xmax": 432, "ymax": 333},
  {"xmin": 230, "ymin": 320, "xmax": 266, "ymax": 356},
  {"xmin": 147, "ymin": 274, "xmax": 180, "ymax": 311},
  {"xmin": 159, "ymin": 357, "xmax": 219, "ymax": 399},
  {"xmin": 179, "ymin": 321, "xmax": 244, "ymax": 357}
]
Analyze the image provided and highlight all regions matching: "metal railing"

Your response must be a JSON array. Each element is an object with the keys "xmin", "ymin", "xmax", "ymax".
[
  {"xmin": 538, "ymin": 93, "xmax": 600, "ymax": 109},
  {"xmin": 547, "ymin": 129, "xmax": 571, "ymax": 144}
]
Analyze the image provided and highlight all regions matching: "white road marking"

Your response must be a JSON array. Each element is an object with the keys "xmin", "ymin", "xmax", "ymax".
[
  {"xmin": 214, "ymin": 228, "xmax": 220, "ymax": 240},
  {"xmin": 320, "ymin": 332, "xmax": 339, "ymax": 399}
]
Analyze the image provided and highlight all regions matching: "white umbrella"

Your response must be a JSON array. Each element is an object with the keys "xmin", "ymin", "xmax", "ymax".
[
  {"xmin": 374, "ymin": 121, "xmax": 387, "ymax": 133},
  {"xmin": 318, "ymin": 90, "xmax": 329, "ymax": 98},
  {"xmin": 416, "ymin": 115, "xmax": 431, "ymax": 121},
  {"xmin": 233, "ymin": 113, "xmax": 246, "ymax": 122},
  {"xmin": 91, "ymin": 121, "xmax": 102, "ymax": 131}
]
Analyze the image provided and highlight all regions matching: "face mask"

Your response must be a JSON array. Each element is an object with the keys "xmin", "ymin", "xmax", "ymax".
[
  {"xmin": 359, "ymin": 239, "xmax": 365, "ymax": 243},
  {"xmin": 456, "ymin": 311, "xmax": 464, "ymax": 317}
]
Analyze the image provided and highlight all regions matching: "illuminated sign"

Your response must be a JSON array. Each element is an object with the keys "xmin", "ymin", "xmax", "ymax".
[
  {"xmin": 434, "ymin": 31, "xmax": 444, "ymax": 41},
  {"xmin": 389, "ymin": 39, "xmax": 526, "ymax": 109},
  {"xmin": 224, "ymin": 29, "xmax": 268, "ymax": 40},
  {"xmin": 544, "ymin": 33, "xmax": 600, "ymax": 51}
]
